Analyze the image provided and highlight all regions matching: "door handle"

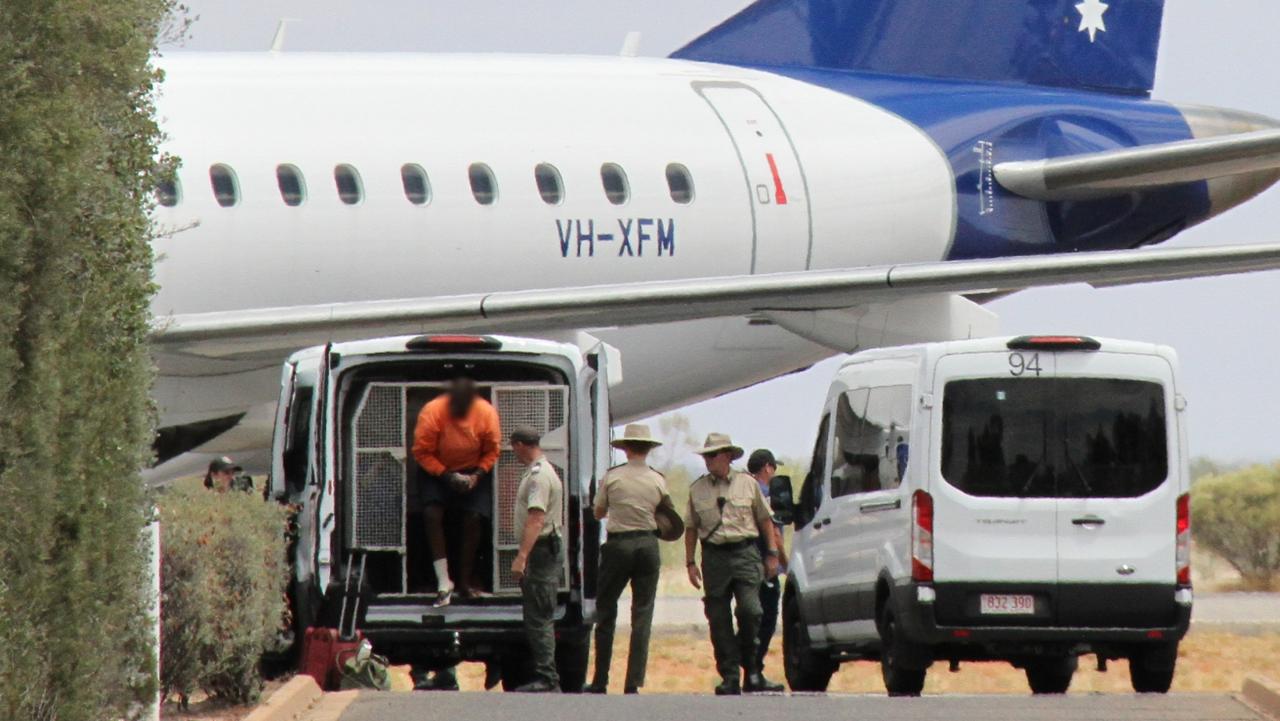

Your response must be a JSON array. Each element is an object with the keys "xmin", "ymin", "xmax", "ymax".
[
  {"xmin": 1072, "ymin": 516, "xmax": 1106, "ymax": 527},
  {"xmin": 860, "ymin": 499, "xmax": 902, "ymax": 514},
  {"xmin": 813, "ymin": 518, "xmax": 831, "ymax": 529}
]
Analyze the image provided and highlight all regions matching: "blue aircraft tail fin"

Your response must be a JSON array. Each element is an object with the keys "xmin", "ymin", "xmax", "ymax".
[{"xmin": 671, "ymin": 0, "xmax": 1166, "ymax": 96}]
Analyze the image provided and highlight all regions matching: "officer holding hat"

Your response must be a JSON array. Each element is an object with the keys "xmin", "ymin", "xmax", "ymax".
[
  {"xmin": 684, "ymin": 433, "xmax": 784, "ymax": 695},
  {"xmin": 509, "ymin": 425, "xmax": 565, "ymax": 693},
  {"xmin": 584, "ymin": 423, "xmax": 672, "ymax": 695}
]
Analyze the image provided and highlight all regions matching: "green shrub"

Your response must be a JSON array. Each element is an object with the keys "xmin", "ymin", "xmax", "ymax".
[
  {"xmin": 0, "ymin": 1, "xmax": 183, "ymax": 718},
  {"xmin": 159, "ymin": 484, "xmax": 289, "ymax": 705},
  {"xmin": 1192, "ymin": 464, "xmax": 1280, "ymax": 589}
]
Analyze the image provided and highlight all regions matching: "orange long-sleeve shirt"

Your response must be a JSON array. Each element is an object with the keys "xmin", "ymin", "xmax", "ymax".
[{"xmin": 412, "ymin": 395, "xmax": 501, "ymax": 477}]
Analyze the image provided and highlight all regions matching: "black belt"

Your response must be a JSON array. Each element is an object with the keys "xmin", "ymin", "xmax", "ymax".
[
  {"xmin": 702, "ymin": 538, "xmax": 755, "ymax": 552},
  {"xmin": 608, "ymin": 530, "xmax": 657, "ymax": 540}
]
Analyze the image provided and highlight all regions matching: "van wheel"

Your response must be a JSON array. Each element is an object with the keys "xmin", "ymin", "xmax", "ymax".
[
  {"xmin": 1025, "ymin": 656, "xmax": 1077, "ymax": 694},
  {"xmin": 1129, "ymin": 643, "xmax": 1177, "ymax": 694},
  {"xmin": 878, "ymin": 605, "xmax": 927, "ymax": 697},
  {"xmin": 782, "ymin": 590, "xmax": 836, "ymax": 692},
  {"xmin": 555, "ymin": 628, "xmax": 590, "ymax": 693}
]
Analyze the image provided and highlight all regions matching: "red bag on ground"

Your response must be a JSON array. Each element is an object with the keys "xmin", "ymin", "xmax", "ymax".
[{"xmin": 299, "ymin": 627, "xmax": 365, "ymax": 690}]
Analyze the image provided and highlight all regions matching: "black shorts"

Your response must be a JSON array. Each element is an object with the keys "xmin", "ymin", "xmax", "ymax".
[{"xmin": 419, "ymin": 469, "xmax": 493, "ymax": 519}]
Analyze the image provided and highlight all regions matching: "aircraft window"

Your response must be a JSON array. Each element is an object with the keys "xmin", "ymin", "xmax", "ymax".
[
  {"xmin": 601, "ymin": 163, "xmax": 629, "ymax": 205},
  {"xmin": 401, "ymin": 164, "xmax": 431, "ymax": 205},
  {"xmin": 469, "ymin": 163, "xmax": 497, "ymax": 205},
  {"xmin": 209, "ymin": 164, "xmax": 239, "ymax": 208},
  {"xmin": 534, "ymin": 163, "xmax": 563, "ymax": 205},
  {"xmin": 665, "ymin": 163, "xmax": 694, "ymax": 204},
  {"xmin": 276, "ymin": 164, "xmax": 306, "ymax": 206},
  {"xmin": 155, "ymin": 176, "xmax": 181, "ymax": 207},
  {"xmin": 334, "ymin": 164, "xmax": 363, "ymax": 205}
]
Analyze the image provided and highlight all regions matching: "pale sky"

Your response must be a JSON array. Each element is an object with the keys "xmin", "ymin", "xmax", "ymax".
[{"xmin": 166, "ymin": 1, "xmax": 1280, "ymax": 463}]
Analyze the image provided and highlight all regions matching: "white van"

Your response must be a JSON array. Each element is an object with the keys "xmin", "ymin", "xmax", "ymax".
[
  {"xmin": 779, "ymin": 336, "xmax": 1192, "ymax": 696},
  {"xmin": 268, "ymin": 333, "xmax": 618, "ymax": 691}
]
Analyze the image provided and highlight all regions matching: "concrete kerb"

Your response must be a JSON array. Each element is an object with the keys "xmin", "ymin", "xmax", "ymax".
[
  {"xmin": 1243, "ymin": 676, "xmax": 1280, "ymax": 720},
  {"xmin": 243, "ymin": 675, "xmax": 324, "ymax": 721}
]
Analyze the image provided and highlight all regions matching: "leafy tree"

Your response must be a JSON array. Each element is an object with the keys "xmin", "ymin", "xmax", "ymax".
[
  {"xmin": 0, "ymin": 1, "xmax": 181, "ymax": 718},
  {"xmin": 1191, "ymin": 464, "xmax": 1280, "ymax": 589}
]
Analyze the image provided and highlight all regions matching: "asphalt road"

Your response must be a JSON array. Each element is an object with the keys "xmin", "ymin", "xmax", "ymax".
[
  {"xmin": 641, "ymin": 593, "xmax": 1280, "ymax": 629},
  {"xmin": 332, "ymin": 691, "xmax": 1265, "ymax": 721}
]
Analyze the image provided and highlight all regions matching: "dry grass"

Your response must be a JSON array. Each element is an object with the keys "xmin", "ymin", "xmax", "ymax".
[
  {"xmin": 161, "ymin": 678, "xmax": 287, "ymax": 720},
  {"xmin": 454, "ymin": 628, "xmax": 1280, "ymax": 695}
]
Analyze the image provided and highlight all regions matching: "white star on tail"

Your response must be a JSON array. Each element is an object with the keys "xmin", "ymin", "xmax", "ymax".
[{"xmin": 1075, "ymin": 0, "xmax": 1109, "ymax": 43}]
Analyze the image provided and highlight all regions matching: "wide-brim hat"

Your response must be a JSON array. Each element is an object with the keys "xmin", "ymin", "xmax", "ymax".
[
  {"xmin": 694, "ymin": 432, "xmax": 744, "ymax": 461},
  {"xmin": 655, "ymin": 496, "xmax": 685, "ymax": 542},
  {"xmin": 611, "ymin": 423, "xmax": 663, "ymax": 449}
]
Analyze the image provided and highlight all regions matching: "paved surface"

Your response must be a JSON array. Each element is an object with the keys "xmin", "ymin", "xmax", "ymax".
[
  {"xmin": 638, "ymin": 593, "xmax": 1280, "ymax": 629},
  {"xmin": 333, "ymin": 691, "xmax": 1264, "ymax": 721}
]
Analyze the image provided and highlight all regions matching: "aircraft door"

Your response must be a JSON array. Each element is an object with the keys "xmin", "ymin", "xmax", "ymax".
[{"xmin": 695, "ymin": 82, "xmax": 812, "ymax": 274}]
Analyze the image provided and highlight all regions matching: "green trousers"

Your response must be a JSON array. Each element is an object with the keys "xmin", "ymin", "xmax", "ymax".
[
  {"xmin": 701, "ymin": 541, "xmax": 764, "ymax": 683},
  {"xmin": 592, "ymin": 532, "xmax": 661, "ymax": 690},
  {"xmin": 522, "ymin": 537, "xmax": 563, "ymax": 686}
]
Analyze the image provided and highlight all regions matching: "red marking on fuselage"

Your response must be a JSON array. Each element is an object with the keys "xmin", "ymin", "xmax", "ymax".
[{"xmin": 765, "ymin": 153, "xmax": 788, "ymax": 205}]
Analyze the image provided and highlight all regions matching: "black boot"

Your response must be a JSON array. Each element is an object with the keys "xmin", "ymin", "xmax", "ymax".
[
  {"xmin": 583, "ymin": 680, "xmax": 608, "ymax": 694},
  {"xmin": 714, "ymin": 677, "xmax": 742, "ymax": 696},
  {"xmin": 744, "ymin": 671, "xmax": 784, "ymax": 693},
  {"xmin": 514, "ymin": 678, "xmax": 560, "ymax": 693}
]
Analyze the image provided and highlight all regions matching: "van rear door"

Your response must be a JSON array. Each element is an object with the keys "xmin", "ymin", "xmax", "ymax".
[
  {"xmin": 1052, "ymin": 352, "xmax": 1179, "ymax": 627},
  {"xmin": 931, "ymin": 352, "xmax": 1060, "ymax": 592}
]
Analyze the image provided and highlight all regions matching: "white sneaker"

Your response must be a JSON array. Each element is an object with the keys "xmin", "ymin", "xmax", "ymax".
[{"xmin": 433, "ymin": 583, "xmax": 454, "ymax": 608}]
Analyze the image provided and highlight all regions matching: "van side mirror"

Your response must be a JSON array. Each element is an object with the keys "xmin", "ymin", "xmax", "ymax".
[{"xmin": 768, "ymin": 474, "xmax": 795, "ymax": 526}]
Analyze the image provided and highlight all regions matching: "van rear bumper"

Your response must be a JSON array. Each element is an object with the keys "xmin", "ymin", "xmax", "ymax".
[
  {"xmin": 894, "ymin": 581, "xmax": 1192, "ymax": 649},
  {"xmin": 357, "ymin": 599, "xmax": 592, "ymax": 667}
]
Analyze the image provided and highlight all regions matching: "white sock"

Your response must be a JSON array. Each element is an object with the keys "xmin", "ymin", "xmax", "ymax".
[{"xmin": 433, "ymin": 559, "xmax": 453, "ymax": 592}]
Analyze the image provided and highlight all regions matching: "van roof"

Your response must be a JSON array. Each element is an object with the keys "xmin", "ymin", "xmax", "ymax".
[
  {"xmin": 838, "ymin": 335, "xmax": 1175, "ymax": 370},
  {"xmin": 286, "ymin": 334, "xmax": 587, "ymax": 365}
]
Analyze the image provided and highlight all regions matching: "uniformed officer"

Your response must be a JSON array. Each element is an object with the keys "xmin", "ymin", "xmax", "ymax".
[
  {"xmin": 747, "ymin": 448, "xmax": 788, "ymax": 671},
  {"xmin": 509, "ymin": 426, "xmax": 565, "ymax": 693},
  {"xmin": 584, "ymin": 423, "xmax": 669, "ymax": 695},
  {"xmin": 685, "ymin": 433, "xmax": 785, "ymax": 695}
]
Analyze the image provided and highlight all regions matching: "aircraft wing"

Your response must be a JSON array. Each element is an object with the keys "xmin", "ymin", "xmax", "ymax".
[
  {"xmin": 153, "ymin": 243, "xmax": 1280, "ymax": 357},
  {"xmin": 995, "ymin": 129, "xmax": 1280, "ymax": 201}
]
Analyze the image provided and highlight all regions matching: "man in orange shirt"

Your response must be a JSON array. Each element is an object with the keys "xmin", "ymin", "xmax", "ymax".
[{"xmin": 413, "ymin": 377, "xmax": 501, "ymax": 607}]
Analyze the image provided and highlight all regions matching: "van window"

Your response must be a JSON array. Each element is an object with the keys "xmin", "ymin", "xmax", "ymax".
[
  {"xmin": 334, "ymin": 164, "xmax": 363, "ymax": 205},
  {"xmin": 795, "ymin": 414, "xmax": 830, "ymax": 528},
  {"xmin": 401, "ymin": 163, "xmax": 430, "ymax": 205},
  {"xmin": 832, "ymin": 386, "xmax": 913, "ymax": 496},
  {"xmin": 209, "ymin": 164, "xmax": 239, "ymax": 207},
  {"xmin": 830, "ymin": 389, "xmax": 869, "ymax": 497},
  {"xmin": 941, "ymin": 378, "xmax": 1167, "ymax": 499},
  {"xmin": 283, "ymin": 386, "xmax": 314, "ymax": 494},
  {"xmin": 276, "ymin": 164, "xmax": 306, "ymax": 206}
]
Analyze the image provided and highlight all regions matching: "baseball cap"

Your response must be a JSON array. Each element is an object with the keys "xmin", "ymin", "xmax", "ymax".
[
  {"xmin": 509, "ymin": 426, "xmax": 542, "ymax": 445},
  {"xmin": 207, "ymin": 456, "xmax": 242, "ymax": 474},
  {"xmin": 747, "ymin": 449, "xmax": 777, "ymax": 474}
]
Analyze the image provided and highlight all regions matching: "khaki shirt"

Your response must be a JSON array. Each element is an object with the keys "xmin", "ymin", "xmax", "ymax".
[
  {"xmin": 515, "ymin": 456, "xmax": 563, "ymax": 539},
  {"xmin": 684, "ymin": 469, "xmax": 771, "ymax": 544},
  {"xmin": 595, "ymin": 459, "xmax": 668, "ymax": 534}
]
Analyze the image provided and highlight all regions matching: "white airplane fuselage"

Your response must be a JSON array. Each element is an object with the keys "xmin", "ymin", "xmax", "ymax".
[{"xmin": 151, "ymin": 53, "xmax": 956, "ymax": 468}]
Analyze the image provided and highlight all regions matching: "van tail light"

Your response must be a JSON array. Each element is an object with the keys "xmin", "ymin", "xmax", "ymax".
[
  {"xmin": 1176, "ymin": 493, "xmax": 1191, "ymax": 586},
  {"xmin": 912, "ymin": 490, "xmax": 934, "ymax": 582}
]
